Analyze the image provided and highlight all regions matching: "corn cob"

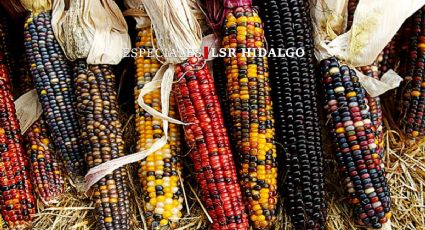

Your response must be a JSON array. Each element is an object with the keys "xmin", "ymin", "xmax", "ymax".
[
  {"xmin": 16, "ymin": 60, "xmax": 65, "ymax": 204},
  {"xmin": 346, "ymin": 0, "xmax": 385, "ymax": 158},
  {"xmin": 258, "ymin": 0, "xmax": 327, "ymax": 228},
  {"xmin": 213, "ymin": 58, "xmax": 233, "ymax": 133},
  {"xmin": 398, "ymin": 7, "xmax": 425, "ymax": 138},
  {"xmin": 0, "ymin": 28, "xmax": 36, "ymax": 228},
  {"xmin": 346, "ymin": 0, "xmax": 358, "ymax": 30},
  {"xmin": 358, "ymin": 56, "xmax": 385, "ymax": 159},
  {"xmin": 221, "ymin": 4, "xmax": 279, "ymax": 229},
  {"xmin": 74, "ymin": 62, "xmax": 130, "ymax": 229},
  {"xmin": 0, "ymin": 17, "xmax": 14, "ymax": 80},
  {"xmin": 23, "ymin": 12, "xmax": 85, "ymax": 179},
  {"xmin": 134, "ymin": 28, "xmax": 184, "ymax": 227},
  {"xmin": 320, "ymin": 57, "xmax": 391, "ymax": 229},
  {"xmin": 174, "ymin": 56, "xmax": 249, "ymax": 230}
]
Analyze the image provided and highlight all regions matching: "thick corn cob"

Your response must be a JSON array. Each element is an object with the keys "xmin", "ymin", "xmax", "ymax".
[
  {"xmin": 23, "ymin": 12, "xmax": 85, "ymax": 179},
  {"xmin": 222, "ymin": 4, "xmax": 278, "ymax": 229},
  {"xmin": 0, "ymin": 31, "xmax": 36, "ymax": 228},
  {"xmin": 17, "ymin": 61, "xmax": 64, "ymax": 204},
  {"xmin": 258, "ymin": 0, "xmax": 327, "ymax": 228},
  {"xmin": 74, "ymin": 62, "xmax": 130, "ymax": 229},
  {"xmin": 398, "ymin": 7, "xmax": 425, "ymax": 138},
  {"xmin": 174, "ymin": 56, "xmax": 249, "ymax": 230},
  {"xmin": 134, "ymin": 28, "xmax": 184, "ymax": 227},
  {"xmin": 320, "ymin": 57, "xmax": 391, "ymax": 229}
]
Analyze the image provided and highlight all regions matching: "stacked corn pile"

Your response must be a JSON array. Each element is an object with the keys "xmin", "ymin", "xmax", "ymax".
[
  {"xmin": 134, "ymin": 28, "xmax": 184, "ymax": 228},
  {"xmin": 258, "ymin": 0, "xmax": 327, "ymax": 229},
  {"xmin": 23, "ymin": 11, "xmax": 86, "ymax": 180},
  {"xmin": 74, "ymin": 62, "xmax": 131, "ymax": 229},
  {"xmin": 0, "ymin": 20, "xmax": 36, "ymax": 229},
  {"xmin": 319, "ymin": 57, "xmax": 392, "ymax": 229}
]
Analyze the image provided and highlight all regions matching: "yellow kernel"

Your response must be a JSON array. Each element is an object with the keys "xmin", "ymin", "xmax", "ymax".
[
  {"xmin": 237, "ymin": 16, "xmax": 248, "ymax": 23},
  {"xmin": 160, "ymin": 219, "xmax": 168, "ymax": 226},
  {"xmin": 411, "ymin": 91, "xmax": 421, "ymax": 97},
  {"xmin": 336, "ymin": 127, "xmax": 345, "ymax": 133},
  {"xmin": 346, "ymin": 91, "xmax": 357, "ymax": 97},
  {"xmin": 157, "ymin": 196, "xmax": 166, "ymax": 203}
]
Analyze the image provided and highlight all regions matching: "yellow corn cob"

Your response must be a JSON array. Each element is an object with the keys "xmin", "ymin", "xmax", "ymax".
[{"xmin": 134, "ymin": 28, "xmax": 184, "ymax": 228}]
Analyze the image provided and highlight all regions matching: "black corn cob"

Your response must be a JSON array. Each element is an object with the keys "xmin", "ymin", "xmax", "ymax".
[
  {"xmin": 23, "ymin": 12, "xmax": 85, "ymax": 179},
  {"xmin": 320, "ymin": 57, "xmax": 391, "ymax": 229},
  {"xmin": 0, "ymin": 15, "xmax": 14, "ymax": 80},
  {"xmin": 398, "ymin": 7, "xmax": 425, "ymax": 138},
  {"xmin": 258, "ymin": 0, "xmax": 327, "ymax": 229},
  {"xmin": 213, "ymin": 57, "xmax": 233, "ymax": 134},
  {"xmin": 74, "ymin": 62, "xmax": 131, "ymax": 229}
]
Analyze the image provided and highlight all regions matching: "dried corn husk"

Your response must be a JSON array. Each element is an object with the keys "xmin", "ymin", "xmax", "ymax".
[
  {"xmin": 20, "ymin": 0, "xmax": 51, "ymax": 12},
  {"xmin": 0, "ymin": 0, "xmax": 27, "ymax": 19},
  {"xmin": 52, "ymin": 0, "xmax": 130, "ymax": 64}
]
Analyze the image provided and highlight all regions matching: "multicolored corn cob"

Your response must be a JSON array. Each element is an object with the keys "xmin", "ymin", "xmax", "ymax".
[
  {"xmin": 134, "ymin": 28, "xmax": 184, "ymax": 227},
  {"xmin": 23, "ymin": 12, "xmax": 85, "ymax": 180},
  {"xmin": 0, "ymin": 24, "xmax": 36, "ymax": 228},
  {"xmin": 346, "ymin": 0, "xmax": 384, "ymax": 158},
  {"xmin": 320, "ymin": 57, "xmax": 391, "ymax": 229},
  {"xmin": 258, "ymin": 0, "xmax": 327, "ymax": 228},
  {"xmin": 221, "ymin": 3, "xmax": 278, "ymax": 229},
  {"xmin": 17, "ymin": 60, "xmax": 64, "ymax": 204},
  {"xmin": 358, "ymin": 55, "xmax": 385, "ymax": 159},
  {"xmin": 398, "ymin": 7, "xmax": 425, "ymax": 138},
  {"xmin": 174, "ymin": 56, "xmax": 249, "ymax": 230},
  {"xmin": 74, "ymin": 62, "xmax": 131, "ymax": 229}
]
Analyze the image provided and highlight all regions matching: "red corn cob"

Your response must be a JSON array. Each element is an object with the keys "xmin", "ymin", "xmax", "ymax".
[
  {"xmin": 0, "ymin": 47, "xmax": 36, "ymax": 229},
  {"xmin": 174, "ymin": 56, "xmax": 249, "ymax": 230}
]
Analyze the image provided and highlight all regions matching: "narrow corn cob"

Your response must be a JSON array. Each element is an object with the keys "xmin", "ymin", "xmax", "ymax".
[
  {"xmin": 346, "ymin": 0, "xmax": 358, "ymax": 30},
  {"xmin": 174, "ymin": 56, "xmax": 249, "ymax": 230},
  {"xmin": 23, "ymin": 12, "xmax": 85, "ymax": 179},
  {"xmin": 134, "ymin": 28, "xmax": 184, "ymax": 227},
  {"xmin": 346, "ymin": 0, "xmax": 384, "ymax": 158},
  {"xmin": 358, "ymin": 56, "xmax": 385, "ymax": 159},
  {"xmin": 17, "ymin": 61, "xmax": 64, "ymax": 204},
  {"xmin": 213, "ymin": 58, "xmax": 233, "ymax": 133},
  {"xmin": 258, "ymin": 0, "xmax": 327, "ymax": 228},
  {"xmin": 0, "ymin": 30, "xmax": 36, "ymax": 228},
  {"xmin": 398, "ymin": 7, "xmax": 425, "ymax": 138},
  {"xmin": 320, "ymin": 57, "xmax": 391, "ymax": 229},
  {"xmin": 221, "ymin": 5, "xmax": 278, "ymax": 229},
  {"xmin": 74, "ymin": 62, "xmax": 130, "ymax": 229},
  {"xmin": 0, "ymin": 17, "xmax": 14, "ymax": 79}
]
